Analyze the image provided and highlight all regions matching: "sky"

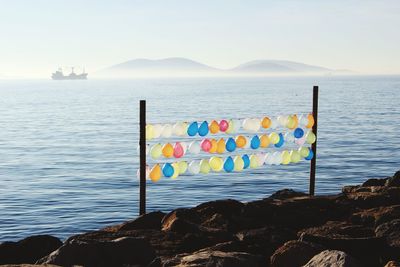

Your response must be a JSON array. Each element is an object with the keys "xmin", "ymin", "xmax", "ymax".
[{"xmin": 1, "ymin": 0, "xmax": 399, "ymax": 77}]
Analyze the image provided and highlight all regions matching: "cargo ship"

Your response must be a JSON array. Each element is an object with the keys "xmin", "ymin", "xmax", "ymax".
[{"xmin": 52, "ymin": 67, "xmax": 88, "ymax": 80}]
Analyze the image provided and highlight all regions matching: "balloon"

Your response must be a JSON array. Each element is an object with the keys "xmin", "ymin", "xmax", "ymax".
[
  {"xmin": 162, "ymin": 163, "xmax": 174, "ymax": 177},
  {"xmin": 306, "ymin": 131, "xmax": 316, "ymax": 144},
  {"xmin": 242, "ymin": 118, "xmax": 252, "ymax": 131},
  {"xmin": 242, "ymin": 154, "xmax": 250, "ymax": 169},
  {"xmin": 299, "ymin": 146, "xmax": 310, "ymax": 157},
  {"xmin": 223, "ymin": 156, "xmax": 234, "ymax": 172},
  {"xmin": 256, "ymin": 153, "xmax": 266, "ymax": 166},
  {"xmin": 299, "ymin": 115, "xmax": 308, "ymax": 126},
  {"xmin": 161, "ymin": 124, "xmax": 172, "ymax": 138},
  {"xmin": 270, "ymin": 118, "xmax": 278, "ymax": 129},
  {"xmin": 235, "ymin": 135, "xmax": 247, "ymax": 148},
  {"xmin": 217, "ymin": 138, "xmax": 226, "ymax": 154},
  {"xmin": 162, "ymin": 143, "xmax": 174, "ymax": 158},
  {"xmin": 306, "ymin": 114, "xmax": 315, "ymax": 128},
  {"xmin": 305, "ymin": 149, "xmax": 314, "ymax": 160},
  {"xmin": 232, "ymin": 119, "xmax": 241, "ymax": 132},
  {"xmin": 209, "ymin": 139, "xmax": 218, "ymax": 153},
  {"xmin": 249, "ymin": 155, "xmax": 259, "ymax": 168},
  {"xmin": 173, "ymin": 122, "xmax": 186, "ymax": 136},
  {"xmin": 209, "ymin": 120, "xmax": 220, "ymax": 134},
  {"xmin": 281, "ymin": 150, "xmax": 291, "ymax": 165},
  {"xmin": 219, "ymin": 120, "xmax": 229, "ymax": 132},
  {"xmin": 233, "ymin": 156, "xmax": 244, "ymax": 171},
  {"xmin": 290, "ymin": 150, "xmax": 301, "ymax": 163},
  {"xmin": 295, "ymin": 136, "xmax": 306, "ymax": 146},
  {"xmin": 260, "ymin": 134, "xmax": 270, "ymax": 148},
  {"xmin": 150, "ymin": 143, "xmax": 162, "ymax": 159},
  {"xmin": 181, "ymin": 142, "xmax": 188, "ymax": 153},
  {"xmin": 284, "ymin": 132, "xmax": 295, "ymax": 143},
  {"xmin": 250, "ymin": 118, "xmax": 261, "ymax": 132},
  {"xmin": 188, "ymin": 141, "xmax": 201, "ymax": 154},
  {"xmin": 269, "ymin": 132, "xmax": 280, "ymax": 144},
  {"xmin": 272, "ymin": 152, "xmax": 282, "ymax": 165},
  {"xmin": 225, "ymin": 137, "xmax": 237, "ymax": 152},
  {"xmin": 209, "ymin": 156, "xmax": 224, "ymax": 172},
  {"xmin": 274, "ymin": 133, "xmax": 284, "ymax": 148},
  {"xmin": 173, "ymin": 142, "xmax": 185, "ymax": 158},
  {"xmin": 146, "ymin": 125, "xmax": 154, "ymax": 140},
  {"xmin": 198, "ymin": 121, "xmax": 209, "ymax": 136},
  {"xmin": 226, "ymin": 120, "xmax": 235, "ymax": 134},
  {"xmin": 188, "ymin": 160, "xmax": 200, "ymax": 174},
  {"xmin": 171, "ymin": 162, "xmax": 180, "ymax": 179},
  {"xmin": 250, "ymin": 135, "xmax": 260, "ymax": 149},
  {"xmin": 265, "ymin": 153, "xmax": 274, "ymax": 165},
  {"xmin": 200, "ymin": 139, "xmax": 212, "ymax": 152},
  {"xmin": 152, "ymin": 124, "xmax": 162, "ymax": 138},
  {"xmin": 261, "ymin": 117, "xmax": 271, "ymax": 128},
  {"xmin": 287, "ymin": 115, "xmax": 298, "ymax": 129},
  {"xmin": 199, "ymin": 159, "xmax": 211, "ymax": 174},
  {"xmin": 292, "ymin": 115, "xmax": 299, "ymax": 129},
  {"xmin": 278, "ymin": 116, "xmax": 289, "ymax": 127},
  {"xmin": 294, "ymin": 128, "xmax": 304, "ymax": 138},
  {"xmin": 149, "ymin": 164, "xmax": 161, "ymax": 182},
  {"xmin": 187, "ymin": 122, "xmax": 199, "ymax": 136},
  {"xmin": 137, "ymin": 165, "xmax": 150, "ymax": 179},
  {"xmin": 178, "ymin": 161, "xmax": 188, "ymax": 174}
]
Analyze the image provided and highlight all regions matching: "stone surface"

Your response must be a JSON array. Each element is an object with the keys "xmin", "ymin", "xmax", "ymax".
[
  {"xmin": 385, "ymin": 261, "xmax": 400, "ymax": 267},
  {"xmin": 386, "ymin": 171, "xmax": 400, "ymax": 187},
  {"xmin": 298, "ymin": 221, "xmax": 375, "ymax": 239},
  {"xmin": 0, "ymin": 235, "xmax": 62, "ymax": 265},
  {"xmin": 375, "ymin": 219, "xmax": 400, "ymax": 248},
  {"xmin": 303, "ymin": 250, "xmax": 361, "ymax": 267},
  {"xmin": 268, "ymin": 189, "xmax": 308, "ymax": 200},
  {"xmin": 350, "ymin": 205, "xmax": 400, "ymax": 226},
  {"xmin": 270, "ymin": 240, "xmax": 324, "ymax": 267},
  {"xmin": 116, "ymin": 211, "xmax": 166, "ymax": 231}
]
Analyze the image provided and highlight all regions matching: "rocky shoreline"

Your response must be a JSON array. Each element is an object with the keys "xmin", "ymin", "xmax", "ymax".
[{"xmin": 1, "ymin": 171, "xmax": 400, "ymax": 267}]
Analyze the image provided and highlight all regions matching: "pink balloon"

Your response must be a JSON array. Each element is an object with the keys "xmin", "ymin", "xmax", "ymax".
[
  {"xmin": 219, "ymin": 120, "xmax": 229, "ymax": 132},
  {"xmin": 295, "ymin": 136, "xmax": 306, "ymax": 146},
  {"xmin": 200, "ymin": 139, "xmax": 212, "ymax": 152},
  {"xmin": 173, "ymin": 142, "xmax": 184, "ymax": 158}
]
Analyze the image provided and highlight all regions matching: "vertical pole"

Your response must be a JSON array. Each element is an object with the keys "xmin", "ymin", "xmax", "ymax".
[
  {"xmin": 139, "ymin": 100, "xmax": 146, "ymax": 215},
  {"xmin": 309, "ymin": 86, "xmax": 319, "ymax": 196}
]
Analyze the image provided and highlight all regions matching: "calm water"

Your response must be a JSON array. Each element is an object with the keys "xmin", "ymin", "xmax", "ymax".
[{"xmin": 1, "ymin": 76, "xmax": 400, "ymax": 241}]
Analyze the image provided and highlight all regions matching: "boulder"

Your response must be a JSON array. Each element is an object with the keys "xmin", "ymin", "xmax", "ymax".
[
  {"xmin": 375, "ymin": 219, "xmax": 400, "ymax": 248},
  {"xmin": 39, "ymin": 236, "xmax": 155, "ymax": 267},
  {"xmin": 362, "ymin": 178, "xmax": 388, "ymax": 187},
  {"xmin": 270, "ymin": 240, "xmax": 325, "ymax": 267},
  {"xmin": 161, "ymin": 208, "xmax": 200, "ymax": 232},
  {"xmin": 342, "ymin": 186, "xmax": 400, "ymax": 208},
  {"xmin": 193, "ymin": 199, "xmax": 244, "ymax": 218},
  {"xmin": 350, "ymin": 205, "xmax": 400, "ymax": 227},
  {"xmin": 385, "ymin": 261, "xmax": 400, "ymax": 267},
  {"xmin": 386, "ymin": 171, "xmax": 400, "ymax": 187},
  {"xmin": 0, "ymin": 235, "xmax": 62, "ymax": 264},
  {"xmin": 298, "ymin": 221, "xmax": 375, "ymax": 239},
  {"xmin": 117, "ymin": 211, "xmax": 166, "ymax": 231},
  {"xmin": 269, "ymin": 189, "xmax": 308, "ymax": 200},
  {"xmin": 303, "ymin": 250, "xmax": 361, "ymax": 267}
]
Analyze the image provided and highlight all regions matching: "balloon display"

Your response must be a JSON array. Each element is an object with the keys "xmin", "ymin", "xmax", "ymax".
[
  {"xmin": 294, "ymin": 128, "xmax": 304, "ymax": 138},
  {"xmin": 198, "ymin": 121, "xmax": 209, "ymax": 136},
  {"xmin": 146, "ymin": 125, "xmax": 154, "ymax": 140},
  {"xmin": 150, "ymin": 143, "xmax": 162, "ymax": 159},
  {"xmin": 171, "ymin": 162, "xmax": 180, "ymax": 179},
  {"xmin": 162, "ymin": 143, "xmax": 174, "ymax": 158},
  {"xmin": 225, "ymin": 137, "xmax": 236, "ymax": 152},
  {"xmin": 219, "ymin": 120, "xmax": 229, "ymax": 132},
  {"xmin": 209, "ymin": 156, "xmax": 223, "ymax": 172},
  {"xmin": 233, "ymin": 156, "xmax": 244, "ymax": 171},
  {"xmin": 269, "ymin": 132, "xmax": 279, "ymax": 144},
  {"xmin": 188, "ymin": 160, "xmax": 200, "ymax": 174},
  {"xmin": 242, "ymin": 154, "xmax": 250, "ymax": 169},
  {"xmin": 200, "ymin": 139, "xmax": 212, "ymax": 152},
  {"xmin": 173, "ymin": 142, "xmax": 184, "ymax": 158},
  {"xmin": 281, "ymin": 150, "xmax": 291, "ymax": 165},
  {"xmin": 274, "ymin": 133, "xmax": 284, "ymax": 148},
  {"xmin": 260, "ymin": 134, "xmax": 270, "ymax": 148},
  {"xmin": 250, "ymin": 135, "xmax": 260, "ymax": 149},
  {"xmin": 305, "ymin": 149, "xmax": 314, "ymax": 160},
  {"xmin": 216, "ymin": 138, "xmax": 225, "ymax": 154},
  {"xmin": 188, "ymin": 141, "xmax": 201, "ymax": 154},
  {"xmin": 306, "ymin": 131, "xmax": 316, "ymax": 144},
  {"xmin": 209, "ymin": 120, "xmax": 220, "ymax": 134},
  {"xmin": 178, "ymin": 161, "xmax": 188, "ymax": 174},
  {"xmin": 261, "ymin": 117, "xmax": 271, "ymax": 128},
  {"xmin": 162, "ymin": 163, "xmax": 174, "ymax": 177},
  {"xmin": 149, "ymin": 164, "xmax": 161, "ymax": 182},
  {"xmin": 187, "ymin": 122, "xmax": 198, "ymax": 136},
  {"xmin": 161, "ymin": 124, "xmax": 172, "ymax": 138},
  {"xmin": 199, "ymin": 159, "xmax": 211, "ymax": 174},
  {"xmin": 223, "ymin": 156, "xmax": 234, "ymax": 172},
  {"xmin": 209, "ymin": 139, "xmax": 218, "ymax": 153},
  {"xmin": 235, "ymin": 135, "xmax": 247, "ymax": 148}
]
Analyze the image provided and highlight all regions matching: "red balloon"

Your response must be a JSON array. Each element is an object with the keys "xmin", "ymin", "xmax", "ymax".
[
  {"xmin": 200, "ymin": 139, "xmax": 212, "ymax": 152},
  {"xmin": 219, "ymin": 120, "xmax": 229, "ymax": 132},
  {"xmin": 173, "ymin": 142, "xmax": 184, "ymax": 158}
]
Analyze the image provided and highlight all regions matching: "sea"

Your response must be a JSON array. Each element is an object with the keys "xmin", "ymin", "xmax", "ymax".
[{"xmin": 1, "ymin": 75, "xmax": 399, "ymax": 241}]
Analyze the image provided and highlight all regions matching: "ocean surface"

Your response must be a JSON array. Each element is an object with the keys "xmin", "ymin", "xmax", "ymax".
[{"xmin": 1, "ymin": 76, "xmax": 400, "ymax": 241}]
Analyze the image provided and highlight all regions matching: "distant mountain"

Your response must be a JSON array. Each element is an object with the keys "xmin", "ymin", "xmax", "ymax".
[{"xmin": 230, "ymin": 60, "xmax": 332, "ymax": 73}]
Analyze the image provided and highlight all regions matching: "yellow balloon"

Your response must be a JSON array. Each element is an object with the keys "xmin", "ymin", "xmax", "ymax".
[
  {"xmin": 281, "ymin": 150, "xmax": 291, "ymax": 165},
  {"xmin": 260, "ymin": 134, "xmax": 270, "ymax": 148},
  {"xmin": 150, "ymin": 143, "xmax": 162, "ymax": 159},
  {"xmin": 199, "ymin": 159, "xmax": 210, "ymax": 174},
  {"xmin": 209, "ymin": 139, "xmax": 218, "ymax": 153},
  {"xmin": 250, "ymin": 155, "xmax": 259, "ymax": 168},
  {"xmin": 162, "ymin": 143, "xmax": 174, "ymax": 158},
  {"xmin": 209, "ymin": 120, "xmax": 220, "ymax": 134},
  {"xmin": 217, "ymin": 138, "xmax": 225, "ymax": 154},
  {"xmin": 233, "ymin": 156, "xmax": 244, "ymax": 171},
  {"xmin": 261, "ymin": 117, "xmax": 271, "ymax": 129},
  {"xmin": 306, "ymin": 132, "xmax": 316, "ymax": 144},
  {"xmin": 146, "ymin": 125, "xmax": 154, "ymax": 140},
  {"xmin": 298, "ymin": 146, "xmax": 310, "ymax": 157},
  {"xmin": 306, "ymin": 114, "xmax": 315, "ymax": 128},
  {"xmin": 287, "ymin": 115, "xmax": 298, "ymax": 129},
  {"xmin": 209, "ymin": 156, "xmax": 223, "ymax": 172},
  {"xmin": 226, "ymin": 120, "xmax": 235, "ymax": 134},
  {"xmin": 290, "ymin": 150, "xmax": 301, "ymax": 163},
  {"xmin": 269, "ymin": 132, "xmax": 279, "ymax": 144},
  {"xmin": 171, "ymin": 162, "xmax": 180, "ymax": 179},
  {"xmin": 235, "ymin": 135, "xmax": 247, "ymax": 148},
  {"xmin": 292, "ymin": 115, "xmax": 299, "ymax": 129},
  {"xmin": 178, "ymin": 161, "xmax": 188, "ymax": 174},
  {"xmin": 149, "ymin": 164, "xmax": 162, "ymax": 182}
]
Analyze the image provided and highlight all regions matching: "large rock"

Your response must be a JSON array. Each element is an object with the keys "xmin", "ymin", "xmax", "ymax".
[
  {"xmin": 375, "ymin": 219, "xmax": 400, "ymax": 248},
  {"xmin": 268, "ymin": 189, "xmax": 308, "ymax": 200},
  {"xmin": 298, "ymin": 221, "xmax": 375, "ymax": 238},
  {"xmin": 351, "ymin": 205, "xmax": 400, "ymax": 227},
  {"xmin": 342, "ymin": 186, "xmax": 400, "ymax": 208},
  {"xmin": 303, "ymin": 250, "xmax": 361, "ymax": 267},
  {"xmin": 117, "ymin": 211, "xmax": 166, "ymax": 231},
  {"xmin": 161, "ymin": 208, "xmax": 200, "ymax": 232},
  {"xmin": 386, "ymin": 171, "xmax": 400, "ymax": 187},
  {"xmin": 362, "ymin": 178, "xmax": 388, "ymax": 187},
  {"xmin": 39, "ymin": 236, "xmax": 155, "ymax": 267},
  {"xmin": 270, "ymin": 240, "xmax": 324, "ymax": 267},
  {"xmin": 385, "ymin": 261, "xmax": 400, "ymax": 267},
  {"xmin": 0, "ymin": 235, "xmax": 62, "ymax": 264}
]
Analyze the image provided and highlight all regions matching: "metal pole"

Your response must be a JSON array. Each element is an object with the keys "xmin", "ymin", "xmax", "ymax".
[
  {"xmin": 139, "ymin": 100, "xmax": 146, "ymax": 215},
  {"xmin": 309, "ymin": 86, "xmax": 319, "ymax": 196}
]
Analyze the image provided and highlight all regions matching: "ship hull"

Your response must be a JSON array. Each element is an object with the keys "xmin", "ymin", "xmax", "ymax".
[{"xmin": 52, "ymin": 74, "xmax": 88, "ymax": 80}]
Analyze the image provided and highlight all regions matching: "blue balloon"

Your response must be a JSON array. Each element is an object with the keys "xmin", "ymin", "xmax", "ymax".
[
  {"xmin": 294, "ymin": 128, "xmax": 304, "ymax": 138},
  {"xmin": 187, "ymin": 121, "xmax": 199, "ymax": 136},
  {"xmin": 162, "ymin": 163, "xmax": 174, "ymax": 177},
  {"xmin": 223, "ymin": 156, "xmax": 234, "ymax": 172},
  {"xmin": 274, "ymin": 133, "xmax": 284, "ymax": 148},
  {"xmin": 242, "ymin": 154, "xmax": 250, "ymax": 169},
  {"xmin": 225, "ymin": 137, "xmax": 236, "ymax": 152},
  {"xmin": 198, "ymin": 121, "xmax": 209, "ymax": 136},
  {"xmin": 305, "ymin": 149, "xmax": 314, "ymax": 160},
  {"xmin": 250, "ymin": 135, "xmax": 260, "ymax": 149}
]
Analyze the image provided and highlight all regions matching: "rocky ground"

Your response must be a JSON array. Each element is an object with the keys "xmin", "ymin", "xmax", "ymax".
[{"xmin": 1, "ymin": 170, "xmax": 400, "ymax": 267}]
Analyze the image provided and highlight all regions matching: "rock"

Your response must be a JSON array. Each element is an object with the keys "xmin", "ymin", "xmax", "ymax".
[
  {"xmin": 342, "ymin": 186, "xmax": 400, "ymax": 208},
  {"xmin": 385, "ymin": 261, "xmax": 400, "ymax": 267},
  {"xmin": 298, "ymin": 221, "xmax": 375, "ymax": 239},
  {"xmin": 386, "ymin": 171, "xmax": 400, "ymax": 187},
  {"xmin": 269, "ymin": 189, "xmax": 308, "ymax": 200},
  {"xmin": 270, "ymin": 240, "xmax": 325, "ymax": 267},
  {"xmin": 117, "ymin": 211, "xmax": 166, "ymax": 231},
  {"xmin": 161, "ymin": 208, "xmax": 200, "ymax": 232},
  {"xmin": 375, "ymin": 219, "xmax": 400, "ymax": 248},
  {"xmin": 351, "ymin": 205, "xmax": 400, "ymax": 226},
  {"xmin": 303, "ymin": 249, "xmax": 361, "ymax": 267},
  {"xmin": 0, "ymin": 265, "xmax": 60, "ymax": 267},
  {"xmin": 362, "ymin": 178, "xmax": 388, "ymax": 187},
  {"xmin": 193, "ymin": 199, "xmax": 244, "ymax": 218},
  {"xmin": 0, "ymin": 235, "xmax": 62, "ymax": 264},
  {"xmin": 39, "ymin": 236, "xmax": 155, "ymax": 267}
]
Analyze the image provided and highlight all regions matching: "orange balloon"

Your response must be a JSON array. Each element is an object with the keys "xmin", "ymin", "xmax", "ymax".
[
  {"xmin": 209, "ymin": 120, "xmax": 220, "ymax": 134},
  {"xmin": 162, "ymin": 143, "xmax": 174, "ymax": 158},
  {"xmin": 260, "ymin": 134, "xmax": 270, "ymax": 148},
  {"xmin": 235, "ymin": 135, "xmax": 247, "ymax": 148},
  {"xmin": 209, "ymin": 138, "xmax": 218, "ymax": 153},
  {"xmin": 261, "ymin": 117, "xmax": 271, "ymax": 129},
  {"xmin": 216, "ymin": 138, "xmax": 225, "ymax": 154},
  {"xmin": 292, "ymin": 114, "xmax": 299, "ymax": 129},
  {"xmin": 306, "ymin": 114, "xmax": 315, "ymax": 128},
  {"xmin": 287, "ymin": 114, "xmax": 299, "ymax": 130},
  {"xmin": 149, "ymin": 164, "xmax": 161, "ymax": 182}
]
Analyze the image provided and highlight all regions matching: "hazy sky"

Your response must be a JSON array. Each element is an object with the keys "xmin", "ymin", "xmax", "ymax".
[{"xmin": 1, "ymin": 0, "xmax": 399, "ymax": 77}]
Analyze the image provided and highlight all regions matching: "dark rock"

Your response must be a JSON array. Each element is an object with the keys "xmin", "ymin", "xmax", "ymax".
[
  {"xmin": 362, "ymin": 178, "xmax": 388, "ymax": 187},
  {"xmin": 0, "ymin": 235, "xmax": 62, "ymax": 264},
  {"xmin": 375, "ymin": 219, "xmax": 400, "ymax": 248},
  {"xmin": 342, "ymin": 186, "xmax": 400, "ymax": 208},
  {"xmin": 39, "ymin": 236, "xmax": 155, "ymax": 267},
  {"xmin": 117, "ymin": 211, "xmax": 166, "ymax": 231},
  {"xmin": 162, "ymin": 217, "xmax": 201, "ymax": 233},
  {"xmin": 385, "ymin": 261, "xmax": 400, "ymax": 267},
  {"xmin": 161, "ymin": 208, "xmax": 200, "ymax": 232},
  {"xmin": 303, "ymin": 249, "xmax": 362, "ymax": 267},
  {"xmin": 386, "ymin": 171, "xmax": 400, "ymax": 187},
  {"xmin": 269, "ymin": 189, "xmax": 308, "ymax": 200},
  {"xmin": 193, "ymin": 199, "xmax": 244, "ymax": 218},
  {"xmin": 350, "ymin": 205, "xmax": 400, "ymax": 227},
  {"xmin": 298, "ymin": 221, "xmax": 375, "ymax": 239},
  {"xmin": 270, "ymin": 240, "xmax": 325, "ymax": 267}
]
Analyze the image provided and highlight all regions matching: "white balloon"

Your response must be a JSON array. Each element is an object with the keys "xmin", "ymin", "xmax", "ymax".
[
  {"xmin": 278, "ymin": 115, "xmax": 289, "ymax": 126},
  {"xmin": 243, "ymin": 136, "xmax": 251, "ymax": 148},
  {"xmin": 270, "ymin": 118, "xmax": 278, "ymax": 129},
  {"xmin": 299, "ymin": 115, "xmax": 308, "ymax": 126},
  {"xmin": 152, "ymin": 124, "xmax": 162, "ymax": 139},
  {"xmin": 233, "ymin": 119, "xmax": 242, "ymax": 132},
  {"xmin": 181, "ymin": 142, "xmax": 188, "ymax": 153},
  {"xmin": 173, "ymin": 122, "xmax": 186, "ymax": 136},
  {"xmin": 242, "ymin": 118, "xmax": 252, "ymax": 131},
  {"xmin": 256, "ymin": 153, "xmax": 266, "ymax": 166},
  {"xmin": 265, "ymin": 153, "xmax": 274, "ymax": 165},
  {"xmin": 251, "ymin": 118, "xmax": 261, "ymax": 132},
  {"xmin": 188, "ymin": 160, "xmax": 200, "ymax": 174},
  {"xmin": 295, "ymin": 136, "xmax": 306, "ymax": 146},
  {"xmin": 272, "ymin": 152, "xmax": 282, "ymax": 165},
  {"xmin": 161, "ymin": 124, "xmax": 172, "ymax": 138},
  {"xmin": 188, "ymin": 141, "xmax": 201, "ymax": 154},
  {"xmin": 284, "ymin": 132, "xmax": 295, "ymax": 143}
]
